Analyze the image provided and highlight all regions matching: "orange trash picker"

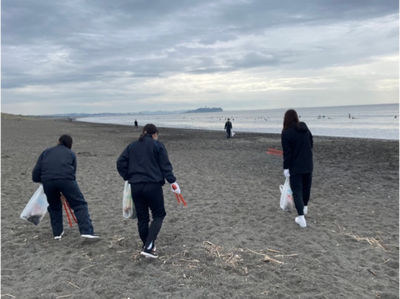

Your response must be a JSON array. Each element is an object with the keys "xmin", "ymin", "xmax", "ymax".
[
  {"xmin": 172, "ymin": 185, "xmax": 187, "ymax": 206},
  {"xmin": 266, "ymin": 148, "xmax": 283, "ymax": 156},
  {"xmin": 61, "ymin": 195, "xmax": 77, "ymax": 227}
]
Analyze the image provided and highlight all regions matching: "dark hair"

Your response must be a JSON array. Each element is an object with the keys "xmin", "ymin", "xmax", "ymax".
[
  {"xmin": 59, "ymin": 134, "xmax": 73, "ymax": 149},
  {"xmin": 139, "ymin": 124, "xmax": 159, "ymax": 141},
  {"xmin": 282, "ymin": 109, "xmax": 300, "ymax": 132}
]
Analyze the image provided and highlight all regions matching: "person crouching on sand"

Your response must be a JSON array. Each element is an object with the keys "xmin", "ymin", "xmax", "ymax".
[
  {"xmin": 281, "ymin": 110, "xmax": 313, "ymax": 228},
  {"xmin": 32, "ymin": 134, "xmax": 99, "ymax": 239},
  {"xmin": 116, "ymin": 124, "xmax": 181, "ymax": 258}
]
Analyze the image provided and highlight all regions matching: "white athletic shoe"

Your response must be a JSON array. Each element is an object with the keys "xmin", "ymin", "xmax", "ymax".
[
  {"xmin": 54, "ymin": 231, "xmax": 64, "ymax": 240},
  {"xmin": 303, "ymin": 206, "xmax": 308, "ymax": 215},
  {"xmin": 81, "ymin": 234, "xmax": 100, "ymax": 239},
  {"xmin": 295, "ymin": 216, "xmax": 307, "ymax": 228}
]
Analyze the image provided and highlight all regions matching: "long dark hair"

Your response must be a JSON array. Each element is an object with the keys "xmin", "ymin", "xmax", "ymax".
[
  {"xmin": 59, "ymin": 134, "xmax": 73, "ymax": 149},
  {"xmin": 139, "ymin": 124, "xmax": 158, "ymax": 141},
  {"xmin": 282, "ymin": 109, "xmax": 300, "ymax": 132}
]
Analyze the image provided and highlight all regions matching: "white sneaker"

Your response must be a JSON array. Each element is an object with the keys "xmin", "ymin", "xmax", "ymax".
[
  {"xmin": 81, "ymin": 234, "xmax": 100, "ymax": 239},
  {"xmin": 54, "ymin": 231, "xmax": 64, "ymax": 240},
  {"xmin": 295, "ymin": 216, "xmax": 307, "ymax": 228},
  {"xmin": 303, "ymin": 206, "xmax": 308, "ymax": 215}
]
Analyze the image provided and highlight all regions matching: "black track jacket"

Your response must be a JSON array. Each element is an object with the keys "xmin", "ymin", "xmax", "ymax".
[
  {"xmin": 116, "ymin": 135, "xmax": 176, "ymax": 185},
  {"xmin": 32, "ymin": 144, "xmax": 77, "ymax": 182},
  {"xmin": 281, "ymin": 122, "xmax": 313, "ymax": 175}
]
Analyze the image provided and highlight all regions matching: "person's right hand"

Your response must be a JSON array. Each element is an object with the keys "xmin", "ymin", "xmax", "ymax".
[
  {"xmin": 284, "ymin": 169, "xmax": 290, "ymax": 178},
  {"xmin": 60, "ymin": 194, "xmax": 66, "ymax": 204},
  {"xmin": 171, "ymin": 182, "xmax": 181, "ymax": 194}
]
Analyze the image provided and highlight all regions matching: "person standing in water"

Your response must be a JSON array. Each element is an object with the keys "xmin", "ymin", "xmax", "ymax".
[
  {"xmin": 116, "ymin": 124, "xmax": 180, "ymax": 258},
  {"xmin": 281, "ymin": 110, "xmax": 313, "ymax": 228}
]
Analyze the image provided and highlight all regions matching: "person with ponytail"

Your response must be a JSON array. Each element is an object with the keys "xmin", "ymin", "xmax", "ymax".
[
  {"xmin": 281, "ymin": 110, "xmax": 313, "ymax": 228},
  {"xmin": 32, "ymin": 134, "xmax": 99, "ymax": 239},
  {"xmin": 117, "ymin": 124, "xmax": 180, "ymax": 258}
]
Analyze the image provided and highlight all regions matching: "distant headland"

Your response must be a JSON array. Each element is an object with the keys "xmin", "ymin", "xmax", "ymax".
[{"xmin": 186, "ymin": 107, "xmax": 223, "ymax": 113}]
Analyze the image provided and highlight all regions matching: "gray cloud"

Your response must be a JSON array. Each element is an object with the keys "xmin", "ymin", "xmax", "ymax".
[{"xmin": 2, "ymin": 0, "xmax": 398, "ymax": 114}]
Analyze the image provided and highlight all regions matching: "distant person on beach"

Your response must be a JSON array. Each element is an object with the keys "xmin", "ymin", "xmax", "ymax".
[
  {"xmin": 32, "ymin": 134, "xmax": 99, "ymax": 240},
  {"xmin": 224, "ymin": 118, "xmax": 233, "ymax": 138},
  {"xmin": 281, "ymin": 110, "xmax": 313, "ymax": 228},
  {"xmin": 116, "ymin": 123, "xmax": 180, "ymax": 259},
  {"xmin": 134, "ymin": 119, "xmax": 139, "ymax": 130}
]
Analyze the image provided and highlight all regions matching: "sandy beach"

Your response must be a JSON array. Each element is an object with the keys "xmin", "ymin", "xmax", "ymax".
[{"xmin": 1, "ymin": 116, "xmax": 399, "ymax": 299}]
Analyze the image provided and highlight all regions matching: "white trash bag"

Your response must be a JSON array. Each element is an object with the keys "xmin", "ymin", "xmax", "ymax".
[
  {"xmin": 122, "ymin": 181, "xmax": 136, "ymax": 219},
  {"xmin": 20, "ymin": 185, "xmax": 49, "ymax": 226},
  {"xmin": 279, "ymin": 178, "xmax": 294, "ymax": 212}
]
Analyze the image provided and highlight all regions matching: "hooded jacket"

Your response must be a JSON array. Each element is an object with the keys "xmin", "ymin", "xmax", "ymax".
[
  {"xmin": 32, "ymin": 144, "xmax": 77, "ymax": 182},
  {"xmin": 281, "ymin": 122, "xmax": 313, "ymax": 175},
  {"xmin": 116, "ymin": 134, "xmax": 176, "ymax": 185}
]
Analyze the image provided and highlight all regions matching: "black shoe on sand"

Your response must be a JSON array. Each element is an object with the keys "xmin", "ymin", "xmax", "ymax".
[{"xmin": 140, "ymin": 248, "xmax": 158, "ymax": 258}]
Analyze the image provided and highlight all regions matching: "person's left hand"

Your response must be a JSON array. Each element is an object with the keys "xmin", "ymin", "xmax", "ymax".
[
  {"xmin": 171, "ymin": 182, "xmax": 181, "ymax": 194},
  {"xmin": 284, "ymin": 169, "xmax": 290, "ymax": 178},
  {"xmin": 60, "ymin": 194, "xmax": 66, "ymax": 204}
]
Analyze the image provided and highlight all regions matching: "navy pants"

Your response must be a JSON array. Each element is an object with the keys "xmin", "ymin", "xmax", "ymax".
[
  {"xmin": 289, "ymin": 172, "xmax": 312, "ymax": 216},
  {"xmin": 226, "ymin": 130, "xmax": 231, "ymax": 138},
  {"xmin": 131, "ymin": 183, "xmax": 166, "ymax": 249},
  {"xmin": 42, "ymin": 180, "xmax": 95, "ymax": 236}
]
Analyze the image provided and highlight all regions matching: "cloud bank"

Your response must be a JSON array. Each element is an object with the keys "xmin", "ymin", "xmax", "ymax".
[{"xmin": 2, "ymin": 0, "xmax": 398, "ymax": 114}]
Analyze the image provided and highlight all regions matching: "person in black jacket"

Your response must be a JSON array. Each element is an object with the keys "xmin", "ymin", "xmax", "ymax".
[
  {"xmin": 116, "ymin": 124, "xmax": 180, "ymax": 258},
  {"xmin": 32, "ymin": 134, "xmax": 99, "ymax": 239},
  {"xmin": 281, "ymin": 110, "xmax": 313, "ymax": 228},
  {"xmin": 224, "ymin": 118, "xmax": 233, "ymax": 138}
]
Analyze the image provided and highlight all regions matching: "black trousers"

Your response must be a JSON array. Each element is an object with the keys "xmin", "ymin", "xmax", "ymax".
[
  {"xmin": 131, "ymin": 183, "xmax": 166, "ymax": 249},
  {"xmin": 289, "ymin": 172, "xmax": 312, "ymax": 216},
  {"xmin": 42, "ymin": 180, "xmax": 95, "ymax": 236},
  {"xmin": 226, "ymin": 130, "xmax": 231, "ymax": 138}
]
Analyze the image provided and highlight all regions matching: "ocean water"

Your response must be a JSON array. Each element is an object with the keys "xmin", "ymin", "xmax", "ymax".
[{"xmin": 78, "ymin": 103, "xmax": 399, "ymax": 140}]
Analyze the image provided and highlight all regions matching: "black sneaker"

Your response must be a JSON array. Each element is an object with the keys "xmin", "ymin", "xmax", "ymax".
[
  {"xmin": 81, "ymin": 234, "xmax": 100, "ymax": 239},
  {"xmin": 141, "ymin": 243, "xmax": 156, "ymax": 253},
  {"xmin": 140, "ymin": 248, "xmax": 158, "ymax": 259}
]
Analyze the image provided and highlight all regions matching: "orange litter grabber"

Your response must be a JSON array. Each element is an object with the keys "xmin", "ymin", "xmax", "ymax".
[
  {"xmin": 66, "ymin": 201, "xmax": 77, "ymax": 223},
  {"xmin": 266, "ymin": 148, "xmax": 283, "ymax": 156},
  {"xmin": 61, "ymin": 195, "xmax": 78, "ymax": 227},
  {"xmin": 172, "ymin": 185, "xmax": 187, "ymax": 206},
  {"xmin": 63, "ymin": 201, "xmax": 73, "ymax": 227},
  {"xmin": 175, "ymin": 193, "xmax": 187, "ymax": 206}
]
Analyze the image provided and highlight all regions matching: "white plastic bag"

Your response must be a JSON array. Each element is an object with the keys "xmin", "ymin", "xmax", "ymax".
[
  {"xmin": 20, "ymin": 185, "xmax": 49, "ymax": 226},
  {"xmin": 122, "ymin": 181, "xmax": 136, "ymax": 219},
  {"xmin": 231, "ymin": 131, "xmax": 235, "ymax": 137},
  {"xmin": 279, "ymin": 178, "xmax": 294, "ymax": 212}
]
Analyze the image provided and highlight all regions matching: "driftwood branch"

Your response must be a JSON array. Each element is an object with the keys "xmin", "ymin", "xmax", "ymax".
[{"xmin": 246, "ymin": 248, "xmax": 286, "ymax": 264}]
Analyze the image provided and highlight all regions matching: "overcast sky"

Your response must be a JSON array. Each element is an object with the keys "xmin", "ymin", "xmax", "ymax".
[{"xmin": 2, "ymin": 0, "xmax": 399, "ymax": 115}]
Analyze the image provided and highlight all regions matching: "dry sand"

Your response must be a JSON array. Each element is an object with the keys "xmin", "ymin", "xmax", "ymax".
[{"xmin": 1, "ymin": 117, "xmax": 399, "ymax": 299}]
